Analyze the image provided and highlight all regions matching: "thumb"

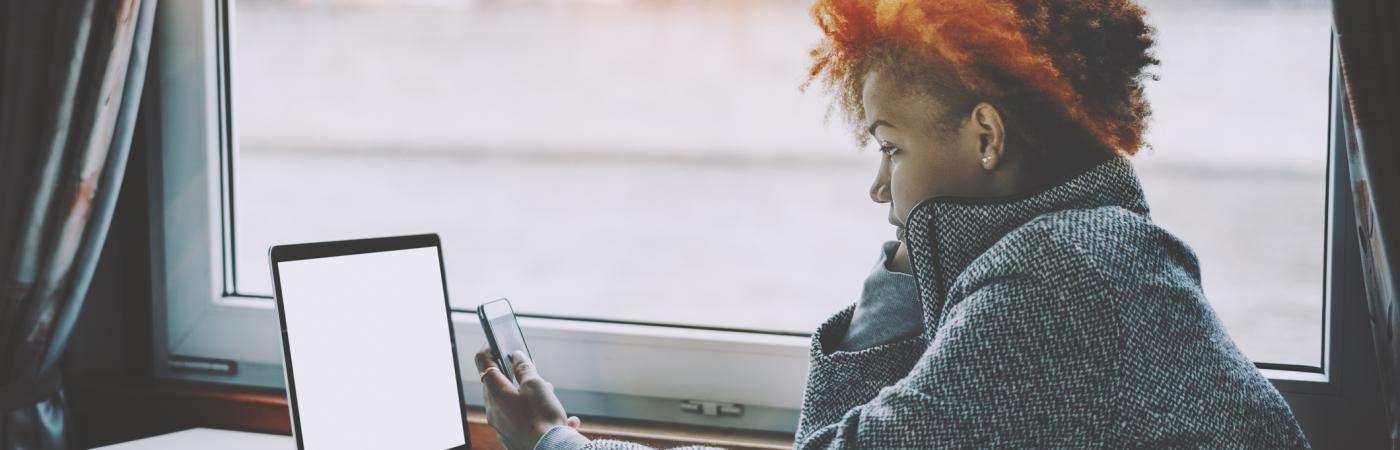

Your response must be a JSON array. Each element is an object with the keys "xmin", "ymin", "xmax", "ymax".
[
  {"xmin": 510, "ymin": 350, "xmax": 540, "ymax": 383},
  {"xmin": 566, "ymin": 416, "xmax": 581, "ymax": 429}
]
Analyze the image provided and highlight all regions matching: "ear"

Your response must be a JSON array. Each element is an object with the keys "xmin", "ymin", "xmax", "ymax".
[{"xmin": 969, "ymin": 103, "xmax": 1006, "ymax": 170}]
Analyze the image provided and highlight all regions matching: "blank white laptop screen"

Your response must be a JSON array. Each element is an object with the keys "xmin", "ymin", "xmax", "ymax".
[{"xmin": 271, "ymin": 236, "xmax": 469, "ymax": 450}]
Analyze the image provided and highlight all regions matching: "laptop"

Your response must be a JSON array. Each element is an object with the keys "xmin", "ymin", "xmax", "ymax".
[{"xmin": 269, "ymin": 234, "xmax": 471, "ymax": 450}]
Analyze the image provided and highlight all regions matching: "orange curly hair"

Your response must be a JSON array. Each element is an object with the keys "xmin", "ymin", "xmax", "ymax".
[{"xmin": 805, "ymin": 0, "xmax": 1158, "ymax": 156}]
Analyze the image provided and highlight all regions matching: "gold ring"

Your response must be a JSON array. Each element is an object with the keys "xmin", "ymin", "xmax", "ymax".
[{"xmin": 478, "ymin": 366, "xmax": 500, "ymax": 381}]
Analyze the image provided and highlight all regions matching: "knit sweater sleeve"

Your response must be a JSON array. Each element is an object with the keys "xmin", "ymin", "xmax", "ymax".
[{"xmin": 837, "ymin": 241, "xmax": 921, "ymax": 352}]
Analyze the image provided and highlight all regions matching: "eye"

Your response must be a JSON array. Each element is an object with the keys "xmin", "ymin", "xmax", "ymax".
[{"xmin": 878, "ymin": 142, "xmax": 899, "ymax": 158}]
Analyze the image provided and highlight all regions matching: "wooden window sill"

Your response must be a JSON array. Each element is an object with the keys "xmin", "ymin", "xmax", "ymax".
[{"xmin": 69, "ymin": 381, "xmax": 793, "ymax": 449}]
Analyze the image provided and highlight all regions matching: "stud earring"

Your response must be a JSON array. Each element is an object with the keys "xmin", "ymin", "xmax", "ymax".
[{"xmin": 982, "ymin": 155, "xmax": 994, "ymax": 168}]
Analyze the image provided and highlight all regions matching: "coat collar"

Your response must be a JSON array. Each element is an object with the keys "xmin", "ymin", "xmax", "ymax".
[{"xmin": 903, "ymin": 156, "xmax": 1150, "ymax": 336}]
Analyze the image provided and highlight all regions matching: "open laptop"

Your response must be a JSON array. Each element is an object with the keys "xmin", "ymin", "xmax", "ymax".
[{"xmin": 269, "ymin": 234, "xmax": 471, "ymax": 450}]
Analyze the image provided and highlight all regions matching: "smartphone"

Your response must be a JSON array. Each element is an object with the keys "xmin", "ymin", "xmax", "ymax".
[{"xmin": 477, "ymin": 298, "xmax": 532, "ymax": 385}]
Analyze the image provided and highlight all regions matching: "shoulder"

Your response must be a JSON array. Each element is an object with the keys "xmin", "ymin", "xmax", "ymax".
[
  {"xmin": 1015, "ymin": 205, "xmax": 1171, "ymax": 264},
  {"xmin": 954, "ymin": 205, "xmax": 1199, "ymax": 298}
]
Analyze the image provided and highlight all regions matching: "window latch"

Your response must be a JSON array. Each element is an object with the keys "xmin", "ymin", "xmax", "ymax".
[
  {"xmin": 680, "ymin": 400, "xmax": 743, "ymax": 417},
  {"xmin": 167, "ymin": 355, "xmax": 238, "ymax": 376}
]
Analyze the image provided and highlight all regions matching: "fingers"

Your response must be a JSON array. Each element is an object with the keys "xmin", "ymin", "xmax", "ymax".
[
  {"xmin": 510, "ymin": 350, "xmax": 542, "ymax": 384},
  {"xmin": 474, "ymin": 345, "xmax": 495, "ymax": 373},
  {"xmin": 475, "ymin": 345, "xmax": 515, "ymax": 395},
  {"xmin": 482, "ymin": 366, "xmax": 513, "ymax": 393}
]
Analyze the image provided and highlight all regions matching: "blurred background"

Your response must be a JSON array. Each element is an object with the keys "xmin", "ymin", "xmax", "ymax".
[{"xmin": 230, "ymin": 0, "xmax": 1332, "ymax": 367}]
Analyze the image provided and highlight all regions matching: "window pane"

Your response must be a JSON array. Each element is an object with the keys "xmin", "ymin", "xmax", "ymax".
[
  {"xmin": 1134, "ymin": 1, "xmax": 1331, "ymax": 367},
  {"xmin": 233, "ymin": 0, "xmax": 1329, "ymax": 365}
]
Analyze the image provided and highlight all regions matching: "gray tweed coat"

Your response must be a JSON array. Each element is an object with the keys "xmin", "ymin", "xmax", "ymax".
[{"xmin": 579, "ymin": 157, "xmax": 1311, "ymax": 449}]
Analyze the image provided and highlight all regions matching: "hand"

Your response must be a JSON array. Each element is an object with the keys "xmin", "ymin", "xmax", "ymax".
[
  {"xmin": 475, "ymin": 347, "xmax": 582, "ymax": 450},
  {"xmin": 888, "ymin": 240, "xmax": 913, "ymax": 274}
]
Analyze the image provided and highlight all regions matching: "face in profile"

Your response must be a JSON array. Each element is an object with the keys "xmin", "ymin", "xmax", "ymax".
[{"xmin": 861, "ymin": 68, "xmax": 1017, "ymax": 240}]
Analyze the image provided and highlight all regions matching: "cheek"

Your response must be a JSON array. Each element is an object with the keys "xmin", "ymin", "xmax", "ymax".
[
  {"xmin": 888, "ymin": 162, "xmax": 935, "ymax": 219},
  {"xmin": 888, "ymin": 150, "xmax": 961, "ymax": 219}
]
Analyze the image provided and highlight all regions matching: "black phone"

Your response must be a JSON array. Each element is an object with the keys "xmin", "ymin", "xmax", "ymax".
[{"xmin": 477, "ymin": 298, "xmax": 532, "ymax": 385}]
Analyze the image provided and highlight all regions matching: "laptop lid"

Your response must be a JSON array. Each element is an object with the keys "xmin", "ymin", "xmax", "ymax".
[{"xmin": 269, "ymin": 234, "xmax": 470, "ymax": 450}]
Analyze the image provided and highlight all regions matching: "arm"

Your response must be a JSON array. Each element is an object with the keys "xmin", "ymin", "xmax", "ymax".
[
  {"xmin": 499, "ymin": 239, "xmax": 1120, "ymax": 449},
  {"xmin": 496, "ymin": 240, "xmax": 919, "ymax": 450},
  {"xmin": 795, "ymin": 251, "xmax": 1121, "ymax": 448},
  {"xmin": 544, "ymin": 264, "xmax": 1106, "ymax": 450}
]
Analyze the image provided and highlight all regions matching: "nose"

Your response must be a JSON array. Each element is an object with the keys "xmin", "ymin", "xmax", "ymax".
[{"xmin": 869, "ymin": 158, "xmax": 891, "ymax": 204}]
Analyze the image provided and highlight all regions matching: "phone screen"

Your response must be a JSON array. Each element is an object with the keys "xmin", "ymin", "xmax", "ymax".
[{"xmin": 478, "ymin": 299, "xmax": 531, "ymax": 384}]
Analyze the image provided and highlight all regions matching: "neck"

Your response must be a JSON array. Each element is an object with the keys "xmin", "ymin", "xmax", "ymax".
[{"xmin": 1004, "ymin": 145, "xmax": 1114, "ymax": 196}]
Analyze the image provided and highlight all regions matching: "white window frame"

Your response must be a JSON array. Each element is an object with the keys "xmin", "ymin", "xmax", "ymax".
[{"xmin": 147, "ymin": 0, "xmax": 1381, "ymax": 441}]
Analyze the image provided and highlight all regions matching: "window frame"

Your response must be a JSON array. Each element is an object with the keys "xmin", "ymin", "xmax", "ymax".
[{"xmin": 148, "ymin": 0, "xmax": 1368, "ymax": 437}]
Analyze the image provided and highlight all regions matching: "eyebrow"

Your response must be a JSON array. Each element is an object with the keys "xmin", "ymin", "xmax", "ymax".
[{"xmin": 867, "ymin": 119, "xmax": 895, "ymax": 137}]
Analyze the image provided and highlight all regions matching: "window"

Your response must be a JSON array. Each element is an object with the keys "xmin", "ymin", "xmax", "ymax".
[
  {"xmin": 151, "ymin": 0, "xmax": 1338, "ymax": 433},
  {"xmin": 231, "ymin": 0, "xmax": 877, "ymax": 336},
  {"xmin": 232, "ymin": 0, "xmax": 1331, "ymax": 365}
]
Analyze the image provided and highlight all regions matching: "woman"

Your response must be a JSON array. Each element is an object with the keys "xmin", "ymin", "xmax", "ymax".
[{"xmin": 474, "ymin": 0, "xmax": 1312, "ymax": 448}]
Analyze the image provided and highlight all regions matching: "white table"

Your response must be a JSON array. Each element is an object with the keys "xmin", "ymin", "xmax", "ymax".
[{"xmin": 95, "ymin": 428, "xmax": 295, "ymax": 449}]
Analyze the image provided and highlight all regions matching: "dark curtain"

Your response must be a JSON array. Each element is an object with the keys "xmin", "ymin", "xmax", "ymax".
[
  {"xmin": 1334, "ymin": 0, "xmax": 1400, "ymax": 447},
  {"xmin": 0, "ymin": 0, "xmax": 156, "ymax": 448}
]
